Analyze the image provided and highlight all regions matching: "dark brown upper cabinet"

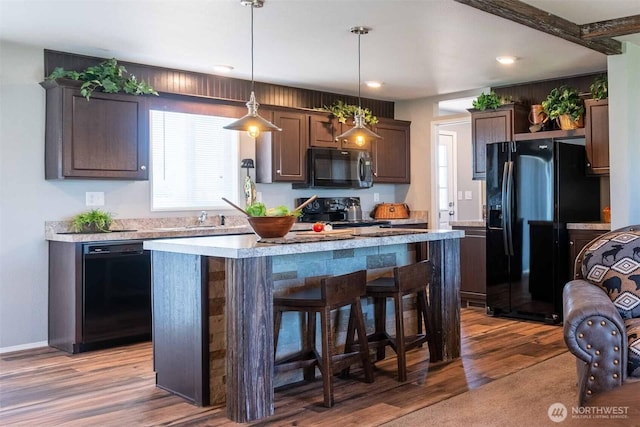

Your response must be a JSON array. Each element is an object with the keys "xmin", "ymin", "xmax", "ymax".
[
  {"xmin": 470, "ymin": 104, "xmax": 528, "ymax": 180},
  {"xmin": 372, "ymin": 119, "xmax": 411, "ymax": 184},
  {"xmin": 309, "ymin": 113, "xmax": 374, "ymax": 151},
  {"xmin": 309, "ymin": 113, "xmax": 340, "ymax": 149},
  {"xmin": 584, "ymin": 99, "xmax": 609, "ymax": 176},
  {"xmin": 256, "ymin": 110, "xmax": 308, "ymax": 183},
  {"xmin": 41, "ymin": 79, "xmax": 149, "ymax": 180}
]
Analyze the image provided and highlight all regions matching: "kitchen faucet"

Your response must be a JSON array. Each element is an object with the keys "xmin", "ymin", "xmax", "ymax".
[{"xmin": 197, "ymin": 211, "xmax": 208, "ymax": 225}]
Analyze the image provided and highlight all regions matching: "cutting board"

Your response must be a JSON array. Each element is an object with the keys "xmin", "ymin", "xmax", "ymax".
[{"xmin": 295, "ymin": 229, "xmax": 354, "ymax": 236}]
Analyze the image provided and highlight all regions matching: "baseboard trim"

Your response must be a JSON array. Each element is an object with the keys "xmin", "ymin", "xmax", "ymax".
[{"xmin": 0, "ymin": 341, "xmax": 49, "ymax": 354}]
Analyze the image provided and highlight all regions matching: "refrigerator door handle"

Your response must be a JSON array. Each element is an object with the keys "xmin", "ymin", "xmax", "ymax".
[
  {"xmin": 501, "ymin": 161, "xmax": 509, "ymax": 256},
  {"xmin": 506, "ymin": 160, "xmax": 515, "ymax": 256}
]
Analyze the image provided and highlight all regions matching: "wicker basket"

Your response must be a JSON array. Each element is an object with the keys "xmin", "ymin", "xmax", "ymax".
[
  {"xmin": 557, "ymin": 114, "xmax": 584, "ymax": 130},
  {"xmin": 371, "ymin": 203, "xmax": 410, "ymax": 219}
]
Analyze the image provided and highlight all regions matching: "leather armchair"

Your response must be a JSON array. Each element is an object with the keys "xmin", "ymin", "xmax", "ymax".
[{"xmin": 563, "ymin": 225, "xmax": 640, "ymax": 406}]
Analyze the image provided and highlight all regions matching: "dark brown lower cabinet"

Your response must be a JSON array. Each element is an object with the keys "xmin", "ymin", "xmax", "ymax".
[
  {"xmin": 453, "ymin": 226, "xmax": 486, "ymax": 307},
  {"xmin": 568, "ymin": 228, "xmax": 607, "ymax": 279}
]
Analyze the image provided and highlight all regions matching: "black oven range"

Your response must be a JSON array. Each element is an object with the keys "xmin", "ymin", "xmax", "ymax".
[{"xmin": 295, "ymin": 197, "xmax": 390, "ymax": 228}]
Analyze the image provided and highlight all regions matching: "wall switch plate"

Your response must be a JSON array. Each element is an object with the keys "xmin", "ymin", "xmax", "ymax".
[
  {"xmin": 86, "ymin": 192, "xmax": 105, "ymax": 206},
  {"xmin": 374, "ymin": 193, "xmax": 380, "ymax": 202},
  {"xmin": 465, "ymin": 191, "xmax": 473, "ymax": 200},
  {"xmin": 457, "ymin": 191, "xmax": 463, "ymax": 200}
]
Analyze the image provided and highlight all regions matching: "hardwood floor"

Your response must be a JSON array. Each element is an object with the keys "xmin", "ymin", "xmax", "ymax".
[{"xmin": 0, "ymin": 308, "xmax": 566, "ymax": 426}]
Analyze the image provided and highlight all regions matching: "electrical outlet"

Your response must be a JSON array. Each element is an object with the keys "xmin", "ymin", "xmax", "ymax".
[
  {"xmin": 373, "ymin": 192, "xmax": 380, "ymax": 202},
  {"xmin": 85, "ymin": 192, "xmax": 105, "ymax": 206},
  {"xmin": 465, "ymin": 191, "xmax": 473, "ymax": 200}
]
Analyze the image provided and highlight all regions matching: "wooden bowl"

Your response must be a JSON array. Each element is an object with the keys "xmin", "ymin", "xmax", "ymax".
[{"xmin": 247, "ymin": 216, "xmax": 296, "ymax": 238}]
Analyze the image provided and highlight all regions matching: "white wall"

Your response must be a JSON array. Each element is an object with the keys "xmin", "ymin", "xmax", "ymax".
[
  {"xmin": 0, "ymin": 42, "xmax": 404, "ymax": 350},
  {"xmin": 395, "ymin": 88, "xmax": 488, "ymax": 223},
  {"xmin": 608, "ymin": 42, "xmax": 640, "ymax": 228}
]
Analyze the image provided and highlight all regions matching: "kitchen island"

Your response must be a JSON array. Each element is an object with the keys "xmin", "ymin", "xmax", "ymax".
[{"xmin": 143, "ymin": 227, "xmax": 463, "ymax": 423}]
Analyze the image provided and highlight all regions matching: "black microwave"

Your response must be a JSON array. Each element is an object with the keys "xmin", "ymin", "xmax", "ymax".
[{"xmin": 296, "ymin": 148, "xmax": 373, "ymax": 188}]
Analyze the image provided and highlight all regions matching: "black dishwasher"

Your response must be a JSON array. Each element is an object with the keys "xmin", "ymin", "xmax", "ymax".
[{"xmin": 82, "ymin": 240, "xmax": 151, "ymax": 350}]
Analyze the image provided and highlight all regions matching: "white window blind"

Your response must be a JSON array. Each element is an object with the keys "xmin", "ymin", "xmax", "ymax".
[{"xmin": 150, "ymin": 110, "xmax": 239, "ymax": 210}]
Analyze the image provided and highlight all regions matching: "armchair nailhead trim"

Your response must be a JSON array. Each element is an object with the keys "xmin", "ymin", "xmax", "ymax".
[
  {"xmin": 587, "ymin": 344, "xmax": 592, "ymax": 349},
  {"xmin": 614, "ymin": 346, "xmax": 619, "ymax": 351},
  {"xmin": 601, "ymin": 320, "xmax": 606, "ymax": 326},
  {"xmin": 613, "ymin": 359, "xmax": 619, "ymax": 365},
  {"xmin": 612, "ymin": 330, "xmax": 617, "ymax": 336},
  {"xmin": 594, "ymin": 362, "xmax": 599, "ymax": 367},
  {"xmin": 589, "ymin": 375, "xmax": 595, "ymax": 381},
  {"xmin": 587, "ymin": 390, "xmax": 592, "ymax": 395},
  {"xmin": 595, "ymin": 350, "xmax": 600, "ymax": 355},
  {"xmin": 613, "ymin": 373, "xmax": 619, "ymax": 379},
  {"xmin": 587, "ymin": 320, "xmax": 593, "ymax": 326},
  {"xmin": 578, "ymin": 333, "xmax": 584, "ymax": 338}
]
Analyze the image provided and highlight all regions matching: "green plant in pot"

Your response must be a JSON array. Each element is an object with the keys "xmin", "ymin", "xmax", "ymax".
[
  {"xmin": 323, "ymin": 100, "xmax": 378, "ymax": 125},
  {"xmin": 541, "ymin": 86, "xmax": 585, "ymax": 130},
  {"xmin": 471, "ymin": 91, "xmax": 512, "ymax": 111},
  {"xmin": 71, "ymin": 209, "xmax": 114, "ymax": 233},
  {"xmin": 590, "ymin": 75, "xmax": 608, "ymax": 100},
  {"xmin": 46, "ymin": 58, "xmax": 159, "ymax": 100}
]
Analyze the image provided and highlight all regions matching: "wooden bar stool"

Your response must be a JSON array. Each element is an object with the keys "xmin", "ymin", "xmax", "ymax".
[
  {"xmin": 350, "ymin": 260, "xmax": 433, "ymax": 382},
  {"xmin": 273, "ymin": 269, "xmax": 374, "ymax": 408}
]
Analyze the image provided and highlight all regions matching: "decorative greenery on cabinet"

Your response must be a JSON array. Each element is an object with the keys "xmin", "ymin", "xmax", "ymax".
[
  {"xmin": 46, "ymin": 58, "xmax": 158, "ymax": 100},
  {"xmin": 471, "ymin": 91, "xmax": 512, "ymax": 111},
  {"xmin": 590, "ymin": 75, "xmax": 608, "ymax": 100},
  {"xmin": 323, "ymin": 100, "xmax": 378, "ymax": 125},
  {"xmin": 541, "ymin": 86, "xmax": 584, "ymax": 122}
]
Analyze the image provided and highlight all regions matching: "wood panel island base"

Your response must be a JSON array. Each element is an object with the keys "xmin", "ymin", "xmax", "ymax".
[{"xmin": 143, "ymin": 228, "xmax": 463, "ymax": 423}]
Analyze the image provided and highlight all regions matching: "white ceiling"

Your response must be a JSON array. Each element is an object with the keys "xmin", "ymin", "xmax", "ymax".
[{"xmin": 1, "ymin": 0, "xmax": 639, "ymax": 102}]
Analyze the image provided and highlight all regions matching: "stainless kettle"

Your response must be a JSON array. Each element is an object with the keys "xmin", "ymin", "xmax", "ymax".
[{"xmin": 346, "ymin": 199, "xmax": 362, "ymax": 221}]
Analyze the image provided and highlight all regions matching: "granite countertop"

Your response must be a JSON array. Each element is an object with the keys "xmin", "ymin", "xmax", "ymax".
[
  {"xmin": 449, "ymin": 220, "xmax": 485, "ymax": 228},
  {"xmin": 45, "ymin": 214, "xmax": 432, "ymax": 243},
  {"xmin": 143, "ymin": 227, "xmax": 464, "ymax": 259},
  {"xmin": 566, "ymin": 222, "xmax": 611, "ymax": 231}
]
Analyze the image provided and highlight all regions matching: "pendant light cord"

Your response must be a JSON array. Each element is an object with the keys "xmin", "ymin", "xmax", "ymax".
[
  {"xmin": 357, "ymin": 30, "xmax": 361, "ymax": 111},
  {"xmin": 251, "ymin": 3, "xmax": 255, "ymax": 93}
]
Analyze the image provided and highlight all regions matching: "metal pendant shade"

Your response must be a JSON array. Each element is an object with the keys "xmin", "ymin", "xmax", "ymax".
[
  {"xmin": 336, "ymin": 26, "xmax": 382, "ymax": 145},
  {"xmin": 224, "ymin": 0, "xmax": 281, "ymax": 137}
]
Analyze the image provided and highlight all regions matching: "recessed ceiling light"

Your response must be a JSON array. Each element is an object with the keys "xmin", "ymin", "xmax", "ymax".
[
  {"xmin": 365, "ymin": 81, "xmax": 382, "ymax": 88},
  {"xmin": 213, "ymin": 65, "xmax": 234, "ymax": 73},
  {"xmin": 496, "ymin": 56, "xmax": 516, "ymax": 65}
]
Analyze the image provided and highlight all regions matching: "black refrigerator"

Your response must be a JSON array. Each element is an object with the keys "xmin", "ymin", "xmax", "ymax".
[{"xmin": 485, "ymin": 138, "xmax": 600, "ymax": 323}]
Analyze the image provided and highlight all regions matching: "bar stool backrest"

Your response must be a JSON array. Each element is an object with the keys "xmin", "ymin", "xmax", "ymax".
[
  {"xmin": 394, "ymin": 260, "xmax": 432, "ymax": 293},
  {"xmin": 321, "ymin": 269, "xmax": 367, "ymax": 307}
]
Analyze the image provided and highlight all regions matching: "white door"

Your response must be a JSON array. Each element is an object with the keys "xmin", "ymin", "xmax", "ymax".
[{"xmin": 437, "ymin": 131, "xmax": 457, "ymax": 229}]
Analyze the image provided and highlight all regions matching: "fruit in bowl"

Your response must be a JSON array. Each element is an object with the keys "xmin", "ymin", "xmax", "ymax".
[{"xmin": 245, "ymin": 202, "xmax": 300, "ymax": 238}]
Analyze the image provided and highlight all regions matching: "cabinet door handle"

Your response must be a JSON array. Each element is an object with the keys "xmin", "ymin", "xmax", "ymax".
[
  {"xmin": 586, "ymin": 162, "xmax": 591, "ymax": 167},
  {"xmin": 569, "ymin": 241, "xmax": 574, "ymax": 245},
  {"xmin": 276, "ymin": 169, "xmax": 281, "ymax": 174},
  {"xmin": 140, "ymin": 165, "xmax": 147, "ymax": 170}
]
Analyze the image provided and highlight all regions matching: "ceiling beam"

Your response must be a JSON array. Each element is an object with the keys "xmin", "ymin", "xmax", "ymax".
[
  {"xmin": 453, "ymin": 0, "xmax": 623, "ymax": 55},
  {"xmin": 581, "ymin": 15, "xmax": 640, "ymax": 40}
]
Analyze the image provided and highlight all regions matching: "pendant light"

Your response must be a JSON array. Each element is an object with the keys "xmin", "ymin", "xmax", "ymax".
[
  {"xmin": 336, "ymin": 26, "xmax": 382, "ymax": 146},
  {"xmin": 224, "ymin": 0, "xmax": 281, "ymax": 138}
]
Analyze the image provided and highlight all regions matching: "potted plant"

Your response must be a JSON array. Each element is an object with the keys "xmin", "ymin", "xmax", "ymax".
[
  {"xmin": 323, "ymin": 100, "xmax": 378, "ymax": 125},
  {"xmin": 71, "ymin": 209, "xmax": 114, "ymax": 233},
  {"xmin": 541, "ymin": 86, "xmax": 585, "ymax": 130},
  {"xmin": 471, "ymin": 91, "xmax": 512, "ymax": 111},
  {"xmin": 46, "ymin": 58, "xmax": 158, "ymax": 100},
  {"xmin": 590, "ymin": 75, "xmax": 608, "ymax": 100}
]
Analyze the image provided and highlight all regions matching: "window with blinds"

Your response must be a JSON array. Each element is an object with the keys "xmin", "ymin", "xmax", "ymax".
[{"xmin": 150, "ymin": 110, "xmax": 240, "ymax": 210}]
